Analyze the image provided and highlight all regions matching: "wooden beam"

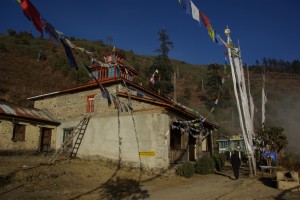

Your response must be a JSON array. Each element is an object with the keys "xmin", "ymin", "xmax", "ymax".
[{"xmin": 132, "ymin": 107, "xmax": 166, "ymax": 113}]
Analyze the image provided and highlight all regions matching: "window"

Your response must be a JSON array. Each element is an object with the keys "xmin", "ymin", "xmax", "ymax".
[
  {"xmin": 12, "ymin": 124, "xmax": 26, "ymax": 142},
  {"xmin": 92, "ymin": 70, "xmax": 99, "ymax": 79},
  {"xmin": 86, "ymin": 94, "xmax": 96, "ymax": 113},
  {"xmin": 63, "ymin": 128, "xmax": 74, "ymax": 143},
  {"xmin": 63, "ymin": 128, "xmax": 74, "ymax": 151},
  {"xmin": 108, "ymin": 67, "xmax": 115, "ymax": 78},
  {"xmin": 116, "ymin": 68, "xmax": 120, "ymax": 77}
]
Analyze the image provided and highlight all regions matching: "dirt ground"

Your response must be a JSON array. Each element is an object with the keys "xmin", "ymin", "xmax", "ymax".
[{"xmin": 1, "ymin": 155, "xmax": 300, "ymax": 200}]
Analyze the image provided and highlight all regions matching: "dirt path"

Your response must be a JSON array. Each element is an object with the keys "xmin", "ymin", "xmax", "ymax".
[{"xmin": 1, "ymin": 155, "xmax": 299, "ymax": 199}]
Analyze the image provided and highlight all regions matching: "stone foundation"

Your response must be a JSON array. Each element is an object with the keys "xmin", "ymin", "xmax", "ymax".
[{"xmin": 276, "ymin": 171, "xmax": 300, "ymax": 191}]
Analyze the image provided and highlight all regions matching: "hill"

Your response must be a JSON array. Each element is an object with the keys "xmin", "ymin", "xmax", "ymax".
[{"xmin": 1, "ymin": 33, "xmax": 299, "ymax": 155}]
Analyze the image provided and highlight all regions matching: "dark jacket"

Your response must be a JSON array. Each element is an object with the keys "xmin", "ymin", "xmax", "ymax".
[{"xmin": 230, "ymin": 152, "xmax": 241, "ymax": 168}]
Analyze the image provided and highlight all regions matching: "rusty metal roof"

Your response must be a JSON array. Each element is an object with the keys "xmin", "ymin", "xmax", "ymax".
[{"xmin": 0, "ymin": 99, "xmax": 60, "ymax": 125}]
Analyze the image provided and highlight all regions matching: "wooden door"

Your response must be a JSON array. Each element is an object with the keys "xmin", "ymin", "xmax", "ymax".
[{"xmin": 40, "ymin": 128, "xmax": 52, "ymax": 152}]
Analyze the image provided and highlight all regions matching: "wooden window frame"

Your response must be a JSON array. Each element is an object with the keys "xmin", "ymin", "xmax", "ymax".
[
  {"xmin": 12, "ymin": 124, "xmax": 26, "ymax": 142},
  {"xmin": 86, "ymin": 94, "xmax": 96, "ymax": 113}
]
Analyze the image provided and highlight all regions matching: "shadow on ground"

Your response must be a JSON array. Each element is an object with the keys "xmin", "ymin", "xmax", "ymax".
[
  {"xmin": 99, "ymin": 177, "xmax": 149, "ymax": 199},
  {"xmin": 274, "ymin": 186, "xmax": 300, "ymax": 200},
  {"xmin": 258, "ymin": 177, "xmax": 276, "ymax": 188},
  {"xmin": 214, "ymin": 165, "xmax": 250, "ymax": 180}
]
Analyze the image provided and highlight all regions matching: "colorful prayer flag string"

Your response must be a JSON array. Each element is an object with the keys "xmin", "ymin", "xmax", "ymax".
[
  {"xmin": 179, "ymin": 0, "xmax": 226, "ymax": 45},
  {"xmin": 17, "ymin": 0, "xmax": 112, "ymax": 103}
]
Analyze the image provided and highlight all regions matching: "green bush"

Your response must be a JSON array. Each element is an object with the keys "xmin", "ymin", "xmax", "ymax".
[
  {"xmin": 213, "ymin": 154, "xmax": 225, "ymax": 172},
  {"xmin": 0, "ymin": 43, "xmax": 8, "ymax": 53},
  {"xmin": 195, "ymin": 155, "xmax": 215, "ymax": 175},
  {"xmin": 176, "ymin": 162, "xmax": 195, "ymax": 178}
]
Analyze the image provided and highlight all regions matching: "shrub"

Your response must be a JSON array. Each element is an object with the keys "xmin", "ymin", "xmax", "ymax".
[
  {"xmin": 213, "ymin": 154, "xmax": 225, "ymax": 172},
  {"xmin": 0, "ymin": 43, "xmax": 8, "ymax": 53},
  {"xmin": 176, "ymin": 162, "xmax": 195, "ymax": 178},
  {"xmin": 7, "ymin": 28, "xmax": 16, "ymax": 37},
  {"xmin": 195, "ymin": 155, "xmax": 215, "ymax": 175}
]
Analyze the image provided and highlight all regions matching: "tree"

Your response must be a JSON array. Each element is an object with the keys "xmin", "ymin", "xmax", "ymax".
[
  {"xmin": 292, "ymin": 60, "xmax": 300, "ymax": 74},
  {"xmin": 205, "ymin": 63, "xmax": 232, "ymax": 109},
  {"xmin": 69, "ymin": 36, "xmax": 76, "ymax": 41},
  {"xmin": 7, "ymin": 28, "xmax": 16, "ymax": 37},
  {"xmin": 107, "ymin": 36, "xmax": 113, "ymax": 46},
  {"xmin": 148, "ymin": 28, "xmax": 174, "ymax": 94},
  {"xmin": 0, "ymin": 43, "xmax": 8, "ymax": 53},
  {"xmin": 256, "ymin": 126, "xmax": 288, "ymax": 152},
  {"xmin": 206, "ymin": 63, "xmax": 222, "ymax": 97},
  {"xmin": 155, "ymin": 28, "xmax": 173, "ymax": 56},
  {"xmin": 16, "ymin": 31, "xmax": 33, "ymax": 39},
  {"xmin": 183, "ymin": 88, "xmax": 191, "ymax": 100}
]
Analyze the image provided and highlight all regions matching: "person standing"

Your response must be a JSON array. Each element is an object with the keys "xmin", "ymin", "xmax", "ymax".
[{"xmin": 230, "ymin": 150, "xmax": 241, "ymax": 180}]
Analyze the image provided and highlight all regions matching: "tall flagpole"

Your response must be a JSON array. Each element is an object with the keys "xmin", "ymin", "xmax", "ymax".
[
  {"xmin": 225, "ymin": 26, "xmax": 255, "ymax": 176},
  {"xmin": 237, "ymin": 41, "xmax": 257, "ymax": 176},
  {"xmin": 262, "ymin": 68, "xmax": 266, "ymax": 129}
]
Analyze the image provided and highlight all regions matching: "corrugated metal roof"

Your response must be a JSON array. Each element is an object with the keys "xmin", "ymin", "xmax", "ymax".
[{"xmin": 0, "ymin": 99, "xmax": 59, "ymax": 124}]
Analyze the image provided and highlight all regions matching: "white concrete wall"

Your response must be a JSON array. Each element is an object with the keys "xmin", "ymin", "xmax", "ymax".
[{"xmin": 57, "ymin": 112, "xmax": 170, "ymax": 171}]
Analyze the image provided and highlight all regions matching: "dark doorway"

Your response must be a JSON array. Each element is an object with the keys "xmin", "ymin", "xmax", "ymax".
[
  {"xmin": 40, "ymin": 128, "xmax": 52, "ymax": 152},
  {"xmin": 170, "ymin": 125, "xmax": 189, "ymax": 163}
]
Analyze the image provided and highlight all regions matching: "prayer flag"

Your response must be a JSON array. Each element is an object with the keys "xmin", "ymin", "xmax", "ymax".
[
  {"xmin": 20, "ymin": 0, "xmax": 43, "ymax": 35},
  {"xmin": 65, "ymin": 38, "xmax": 77, "ymax": 50},
  {"xmin": 207, "ymin": 25, "xmax": 215, "ymax": 42},
  {"xmin": 199, "ymin": 11, "xmax": 210, "ymax": 29},
  {"xmin": 179, "ymin": 0, "xmax": 191, "ymax": 15},
  {"xmin": 84, "ymin": 50, "xmax": 93, "ymax": 56},
  {"xmin": 55, "ymin": 30, "xmax": 64, "ymax": 37},
  {"xmin": 150, "ymin": 69, "xmax": 159, "ymax": 84},
  {"xmin": 77, "ymin": 47, "xmax": 85, "ymax": 52},
  {"xmin": 262, "ymin": 87, "xmax": 267, "ymax": 124},
  {"xmin": 214, "ymin": 97, "xmax": 219, "ymax": 105},
  {"xmin": 83, "ymin": 64, "xmax": 110, "ymax": 103},
  {"xmin": 217, "ymin": 34, "xmax": 229, "ymax": 47},
  {"xmin": 41, "ymin": 18, "xmax": 59, "ymax": 45},
  {"xmin": 60, "ymin": 38, "xmax": 78, "ymax": 70},
  {"xmin": 231, "ymin": 48, "xmax": 239, "ymax": 57},
  {"xmin": 214, "ymin": 31, "xmax": 219, "ymax": 44},
  {"xmin": 191, "ymin": 1, "xmax": 200, "ymax": 22}
]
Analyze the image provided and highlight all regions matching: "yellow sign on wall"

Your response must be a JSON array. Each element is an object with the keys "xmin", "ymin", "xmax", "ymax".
[{"xmin": 139, "ymin": 151, "xmax": 156, "ymax": 157}]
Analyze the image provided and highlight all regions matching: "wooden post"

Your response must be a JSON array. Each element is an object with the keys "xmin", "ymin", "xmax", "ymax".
[{"xmin": 173, "ymin": 71, "xmax": 177, "ymax": 103}]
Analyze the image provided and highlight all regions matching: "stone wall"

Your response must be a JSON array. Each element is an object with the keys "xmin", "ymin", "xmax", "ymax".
[
  {"xmin": 34, "ymin": 83, "xmax": 160, "ymax": 121},
  {"xmin": 0, "ymin": 119, "xmax": 57, "ymax": 153},
  {"xmin": 33, "ymin": 83, "xmax": 176, "ymax": 170},
  {"xmin": 33, "ymin": 82, "xmax": 210, "ymax": 170}
]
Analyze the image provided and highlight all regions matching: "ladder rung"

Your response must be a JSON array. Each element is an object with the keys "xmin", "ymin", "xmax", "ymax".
[{"xmin": 49, "ymin": 115, "xmax": 90, "ymax": 164}]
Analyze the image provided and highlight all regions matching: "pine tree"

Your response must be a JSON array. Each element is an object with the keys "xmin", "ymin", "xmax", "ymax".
[
  {"xmin": 148, "ymin": 28, "xmax": 174, "ymax": 94},
  {"xmin": 206, "ymin": 63, "xmax": 232, "ymax": 109}
]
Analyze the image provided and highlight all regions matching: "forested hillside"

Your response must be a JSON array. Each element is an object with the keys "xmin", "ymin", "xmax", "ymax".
[{"xmin": 1, "ymin": 32, "xmax": 299, "ymax": 155}]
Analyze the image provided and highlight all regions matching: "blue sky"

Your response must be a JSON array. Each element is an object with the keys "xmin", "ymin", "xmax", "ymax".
[{"xmin": 1, "ymin": 0, "xmax": 300, "ymax": 65}]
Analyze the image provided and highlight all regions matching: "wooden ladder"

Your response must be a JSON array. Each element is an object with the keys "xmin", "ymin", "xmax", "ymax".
[
  {"xmin": 69, "ymin": 116, "xmax": 91, "ymax": 159},
  {"xmin": 49, "ymin": 115, "xmax": 91, "ymax": 164}
]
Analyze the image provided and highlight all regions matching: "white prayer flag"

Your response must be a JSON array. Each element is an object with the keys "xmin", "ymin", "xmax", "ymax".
[
  {"xmin": 262, "ymin": 87, "xmax": 267, "ymax": 124},
  {"xmin": 191, "ymin": 1, "xmax": 200, "ymax": 22},
  {"xmin": 150, "ymin": 69, "xmax": 159, "ymax": 84}
]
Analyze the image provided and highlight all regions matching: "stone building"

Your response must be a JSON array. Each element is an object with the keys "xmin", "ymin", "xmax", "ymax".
[
  {"xmin": 27, "ymin": 51, "xmax": 218, "ymax": 171},
  {"xmin": 0, "ymin": 99, "xmax": 60, "ymax": 154}
]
